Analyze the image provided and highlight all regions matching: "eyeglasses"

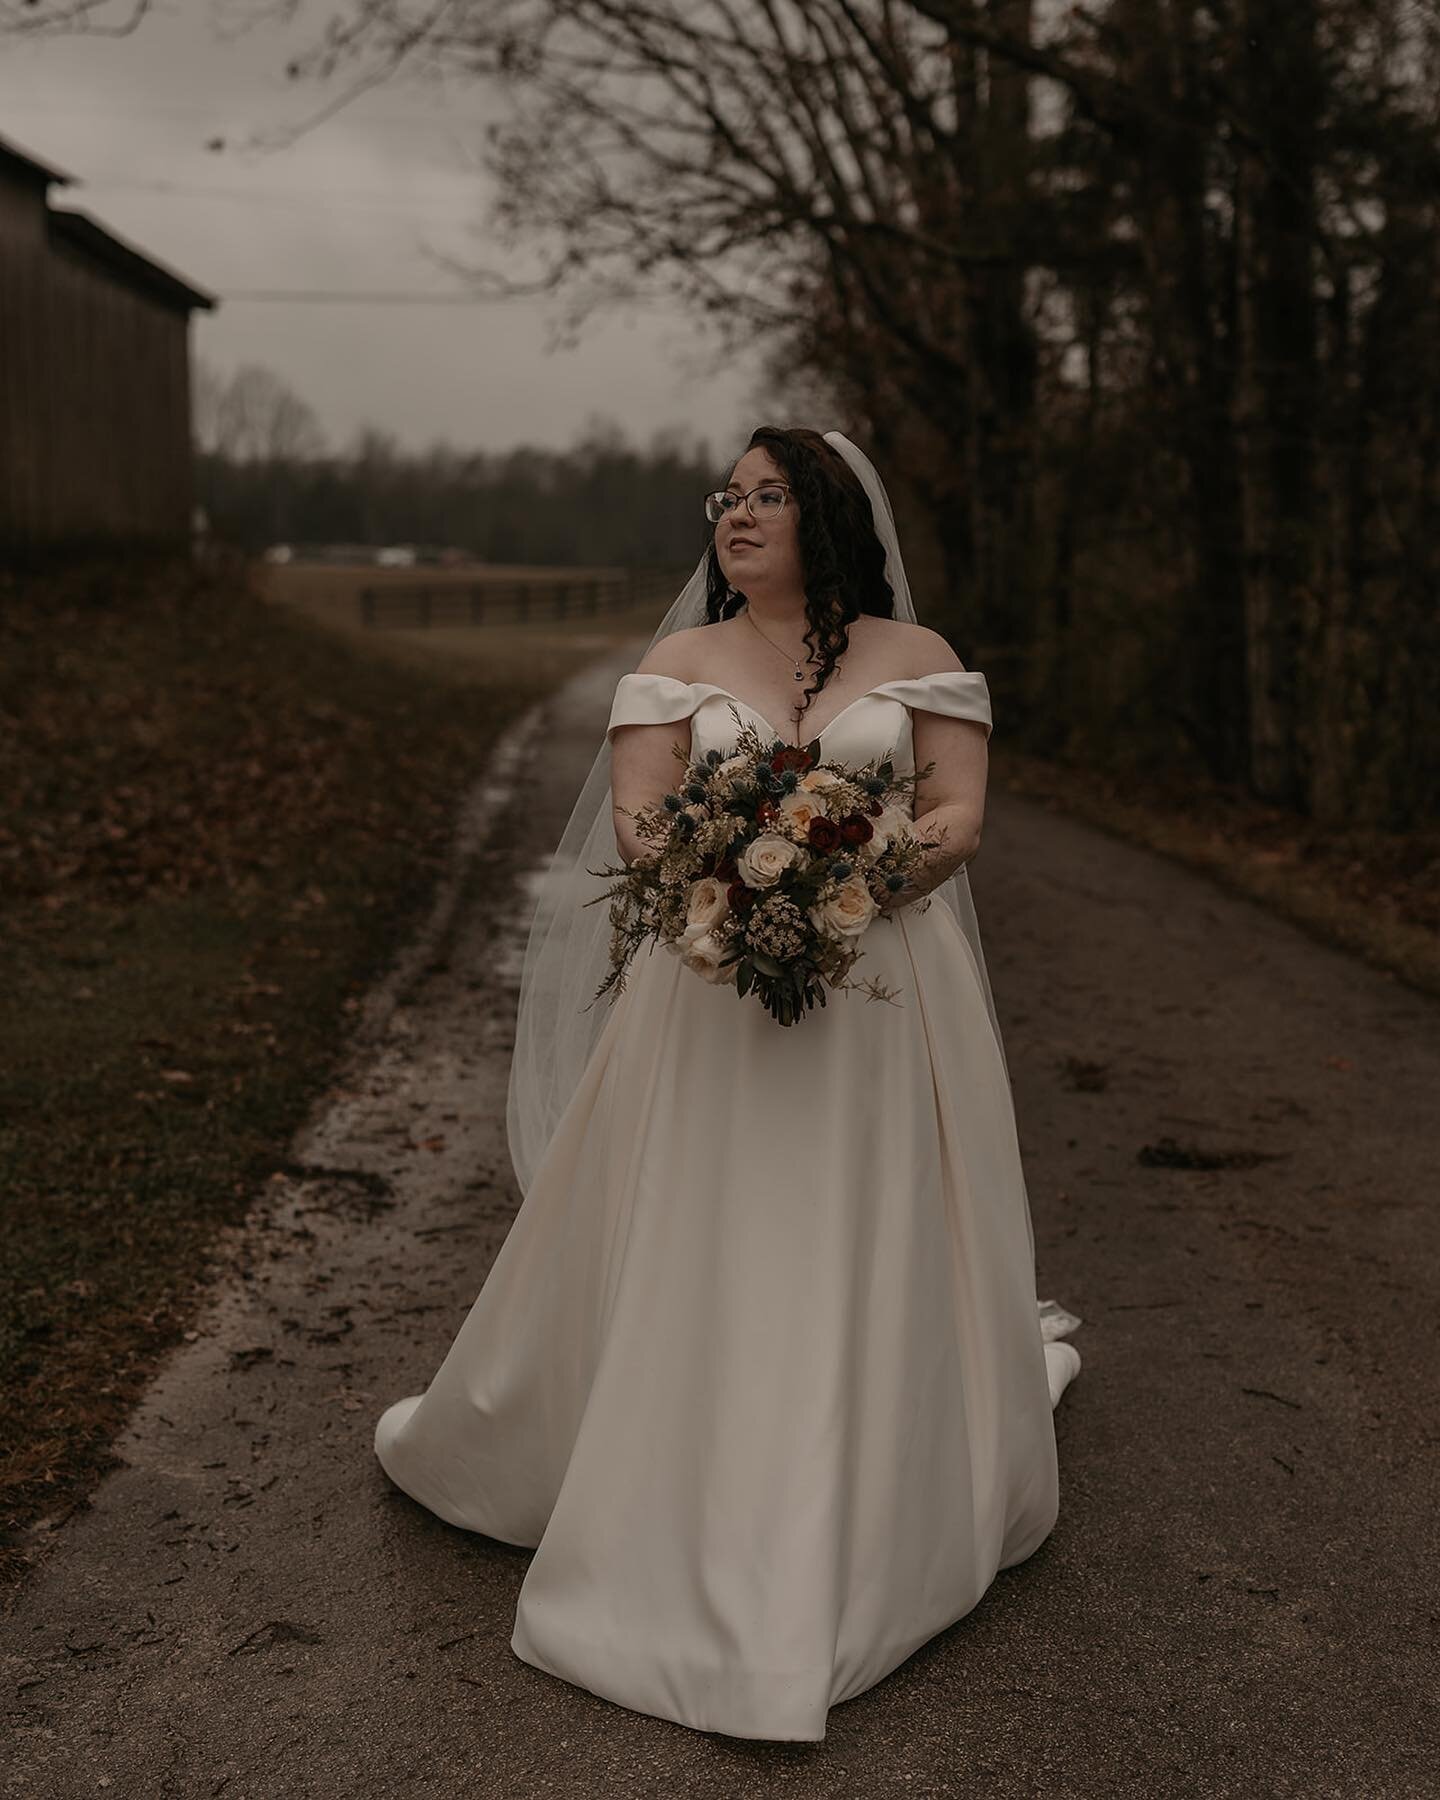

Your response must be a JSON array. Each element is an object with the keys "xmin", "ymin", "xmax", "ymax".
[{"xmin": 704, "ymin": 481, "xmax": 791, "ymax": 525}]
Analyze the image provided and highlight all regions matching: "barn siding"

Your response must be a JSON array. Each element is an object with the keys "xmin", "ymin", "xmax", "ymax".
[{"xmin": 0, "ymin": 147, "xmax": 211, "ymax": 553}]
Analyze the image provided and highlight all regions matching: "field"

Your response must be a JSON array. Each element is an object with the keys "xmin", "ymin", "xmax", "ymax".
[
  {"xmin": 261, "ymin": 561, "xmax": 681, "ymax": 680},
  {"xmin": 0, "ymin": 549, "xmax": 663, "ymax": 1589}
]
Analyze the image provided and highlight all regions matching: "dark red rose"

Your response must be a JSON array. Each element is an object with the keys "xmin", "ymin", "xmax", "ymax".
[
  {"xmin": 769, "ymin": 744, "xmax": 814, "ymax": 774},
  {"xmin": 807, "ymin": 816, "xmax": 842, "ymax": 852},
  {"xmin": 726, "ymin": 879, "xmax": 755, "ymax": 911},
  {"xmin": 839, "ymin": 813, "xmax": 875, "ymax": 845}
]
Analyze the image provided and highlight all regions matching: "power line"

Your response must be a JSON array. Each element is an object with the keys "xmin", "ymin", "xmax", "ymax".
[
  {"xmin": 214, "ymin": 285, "xmax": 679, "ymax": 309},
  {"xmin": 219, "ymin": 288, "xmax": 523, "ymax": 303},
  {"xmin": 77, "ymin": 175, "xmax": 483, "ymax": 215},
  {"xmin": 0, "ymin": 97, "xmax": 473, "ymax": 131}
]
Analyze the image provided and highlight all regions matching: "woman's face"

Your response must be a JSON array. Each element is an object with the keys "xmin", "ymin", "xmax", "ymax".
[{"xmin": 714, "ymin": 445, "xmax": 805, "ymax": 601}]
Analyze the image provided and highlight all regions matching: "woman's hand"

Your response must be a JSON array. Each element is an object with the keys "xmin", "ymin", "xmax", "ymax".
[{"xmin": 877, "ymin": 803, "xmax": 979, "ymax": 916}]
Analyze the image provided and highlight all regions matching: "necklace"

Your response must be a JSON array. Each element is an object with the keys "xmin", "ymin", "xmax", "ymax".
[
  {"xmin": 743, "ymin": 603, "xmax": 816, "ymax": 685},
  {"xmin": 742, "ymin": 604, "xmax": 845, "ymax": 735}
]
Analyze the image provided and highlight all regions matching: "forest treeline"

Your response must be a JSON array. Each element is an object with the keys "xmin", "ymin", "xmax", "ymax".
[
  {"xmin": 194, "ymin": 375, "xmax": 717, "ymax": 571},
  {"xmin": 279, "ymin": 0, "xmax": 1439, "ymax": 830}
]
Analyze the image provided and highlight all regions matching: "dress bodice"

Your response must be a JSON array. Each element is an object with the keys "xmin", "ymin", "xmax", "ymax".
[{"xmin": 606, "ymin": 669, "xmax": 993, "ymax": 776}]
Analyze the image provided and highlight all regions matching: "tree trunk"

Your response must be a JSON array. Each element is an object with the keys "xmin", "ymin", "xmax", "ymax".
[
  {"xmin": 1113, "ymin": 0, "xmax": 1248, "ymax": 782},
  {"xmin": 942, "ymin": 0, "xmax": 1038, "ymax": 649},
  {"xmin": 1231, "ymin": 0, "xmax": 1321, "ymax": 807}
]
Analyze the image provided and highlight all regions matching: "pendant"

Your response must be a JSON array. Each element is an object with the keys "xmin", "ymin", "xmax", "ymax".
[{"xmin": 793, "ymin": 668, "xmax": 804, "ymax": 681}]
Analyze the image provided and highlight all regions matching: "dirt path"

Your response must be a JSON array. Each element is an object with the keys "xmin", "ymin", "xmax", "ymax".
[{"xmin": 4, "ymin": 647, "xmax": 1437, "ymax": 1799}]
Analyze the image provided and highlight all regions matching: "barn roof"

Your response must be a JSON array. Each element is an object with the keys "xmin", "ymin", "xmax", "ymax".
[
  {"xmin": 0, "ymin": 130, "xmax": 76, "ymax": 190},
  {"xmin": 47, "ymin": 208, "xmax": 216, "ymax": 313},
  {"xmin": 1, "ymin": 129, "xmax": 214, "ymax": 313}
]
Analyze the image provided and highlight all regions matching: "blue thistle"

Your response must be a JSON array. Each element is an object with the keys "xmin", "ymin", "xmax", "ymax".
[{"xmin": 663, "ymin": 793, "xmax": 683, "ymax": 811}]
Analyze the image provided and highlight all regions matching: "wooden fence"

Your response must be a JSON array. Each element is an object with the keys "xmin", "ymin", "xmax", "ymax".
[{"xmin": 358, "ymin": 565, "xmax": 694, "ymax": 629}]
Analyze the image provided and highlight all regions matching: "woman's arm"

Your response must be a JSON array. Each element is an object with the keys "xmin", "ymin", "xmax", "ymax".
[
  {"xmin": 608, "ymin": 638, "xmax": 696, "ymax": 865},
  {"xmin": 610, "ymin": 721, "xmax": 691, "ymax": 864},
  {"xmin": 883, "ymin": 774, "xmax": 986, "ymax": 911},
  {"xmin": 879, "ymin": 637, "xmax": 989, "ymax": 913}
]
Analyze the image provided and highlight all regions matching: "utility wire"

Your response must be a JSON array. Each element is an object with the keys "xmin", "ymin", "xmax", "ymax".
[
  {"xmin": 75, "ymin": 175, "xmax": 482, "ymax": 215},
  {"xmin": 220, "ymin": 289, "xmax": 517, "ymax": 303},
  {"xmin": 0, "ymin": 97, "xmax": 471, "ymax": 130}
]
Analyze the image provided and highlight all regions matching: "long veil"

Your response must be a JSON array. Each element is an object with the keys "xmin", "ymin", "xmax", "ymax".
[
  {"xmin": 504, "ymin": 430, "xmax": 1012, "ymax": 1187},
  {"xmin": 511, "ymin": 444, "xmax": 1034, "ymax": 1177},
  {"xmin": 503, "ymin": 428, "xmax": 1080, "ymax": 1394}
]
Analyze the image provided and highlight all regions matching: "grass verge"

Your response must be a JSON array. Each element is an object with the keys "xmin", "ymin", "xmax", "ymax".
[
  {"xmin": 994, "ymin": 750, "xmax": 1440, "ymax": 1001},
  {"xmin": 0, "ymin": 549, "xmax": 651, "ymax": 1596}
]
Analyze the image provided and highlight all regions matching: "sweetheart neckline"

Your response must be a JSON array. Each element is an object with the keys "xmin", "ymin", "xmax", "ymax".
[{"xmin": 686, "ymin": 681, "xmax": 913, "ymax": 748}]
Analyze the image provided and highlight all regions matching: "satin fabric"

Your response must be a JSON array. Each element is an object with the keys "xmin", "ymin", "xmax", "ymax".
[
  {"xmin": 606, "ymin": 667, "xmax": 995, "ymax": 742},
  {"xmin": 374, "ymin": 670, "xmax": 1062, "ymax": 1742}
]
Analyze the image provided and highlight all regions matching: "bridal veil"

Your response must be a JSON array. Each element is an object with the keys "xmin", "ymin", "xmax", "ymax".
[{"xmin": 504, "ymin": 430, "xmax": 1030, "ymax": 1236}]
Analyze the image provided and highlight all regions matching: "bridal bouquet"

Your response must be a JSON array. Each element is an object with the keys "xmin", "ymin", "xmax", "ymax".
[{"xmin": 589, "ymin": 705, "xmax": 938, "ymax": 1025}]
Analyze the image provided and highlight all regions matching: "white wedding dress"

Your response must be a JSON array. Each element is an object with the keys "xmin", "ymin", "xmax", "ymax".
[{"xmin": 374, "ymin": 667, "xmax": 1080, "ymax": 1742}]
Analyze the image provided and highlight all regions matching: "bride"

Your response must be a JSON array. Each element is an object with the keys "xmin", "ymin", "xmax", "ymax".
[{"xmin": 374, "ymin": 425, "xmax": 1081, "ymax": 1743}]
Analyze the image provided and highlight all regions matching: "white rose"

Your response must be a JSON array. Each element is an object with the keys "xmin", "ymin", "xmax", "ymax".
[
  {"xmin": 868, "ymin": 803, "xmax": 914, "ymax": 854},
  {"xmin": 737, "ymin": 832, "xmax": 802, "ymax": 888},
  {"xmin": 707, "ymin": 753, "xmax": 749, "ymax": 797},
  {"xmin": 778, "ymin": 789, "xmax": 829, "ymax": 836},
  {"xmin": 684, "ymin": 875, "xmax": 729, "ymax": 932},
  {"xmin": 799, "ymin": 767, "xmax": 845, "ymax": 792},
  {"xmin": 679, "ymin": 929, "xmax": 733, "ymax": 984},
  {"xmin": 808, "ymin": 874, "xmax": 879, "ymax": 940}
]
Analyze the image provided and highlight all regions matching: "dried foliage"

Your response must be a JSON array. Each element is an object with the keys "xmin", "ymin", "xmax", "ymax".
[
  {"xmin": 0, "ymin": 551, "xmax": 559, "ymax": 1586},
  {"xmin": 590, "ymin": 707, "xmax": 940, "ymax": 1023}
]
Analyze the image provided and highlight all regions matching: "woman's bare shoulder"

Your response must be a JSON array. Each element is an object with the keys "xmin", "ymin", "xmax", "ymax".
[{"xmin": 633, "ymin": 621, "xmax": 729, "ymax": 683}]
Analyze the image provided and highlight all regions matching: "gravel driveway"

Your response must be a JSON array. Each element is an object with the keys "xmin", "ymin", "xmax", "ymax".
[{"xmin": 4, "ymin": 643, "xmax": 1436, "ymax": 1799}]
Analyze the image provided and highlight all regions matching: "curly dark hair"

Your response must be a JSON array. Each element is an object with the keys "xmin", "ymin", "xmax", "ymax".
[{"xmin": 703, "ymin": 426, "xmax": 896, "ymax": 720}]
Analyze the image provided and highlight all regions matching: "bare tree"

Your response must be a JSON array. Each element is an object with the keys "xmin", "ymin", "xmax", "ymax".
[
  {"xmin": 207, "ymin": 363, "xmax": 326, "ymax": 464},
  {"xmin": 264, "ymin": 0, "xmax": 1052, "ymax": 647},
  {"xmin": 0, "ymin": 0, "xmax": 155, "ymax": 34},
  {"xmin": 18, "ymin": 0, "xmax": 1437, "ymax": 821}
]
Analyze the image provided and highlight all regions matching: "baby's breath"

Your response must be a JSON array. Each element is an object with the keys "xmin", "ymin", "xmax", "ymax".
[
  {"xmin": 744, "ymin": 893, "xmax": 808, "ymax": 961},
  {"xmin": 586, "ymin": 704, "xmax": 937, "ymax": 1020}
]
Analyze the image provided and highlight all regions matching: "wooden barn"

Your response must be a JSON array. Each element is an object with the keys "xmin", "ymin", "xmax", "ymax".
[{"xmin": 0, "ymin": 131, "xmax": 215, "ymax": 555}]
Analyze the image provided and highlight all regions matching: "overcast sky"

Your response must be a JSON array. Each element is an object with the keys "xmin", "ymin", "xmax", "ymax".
[{"xmin": 0, "ymin": 3, "xmax": 759, "ymax": 459}]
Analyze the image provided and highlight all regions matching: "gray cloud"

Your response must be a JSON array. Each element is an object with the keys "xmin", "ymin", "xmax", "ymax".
[{"xmin": 0, "ymin": 5, "xmax": 758, "ymax": 457}]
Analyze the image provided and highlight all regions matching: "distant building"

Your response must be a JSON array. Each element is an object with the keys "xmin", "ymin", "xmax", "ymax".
[{"xmin": 0, "ymin": 131, "xmax": 215, "ymax": 555}]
